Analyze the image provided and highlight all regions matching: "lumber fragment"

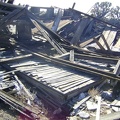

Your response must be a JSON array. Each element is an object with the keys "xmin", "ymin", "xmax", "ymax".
[
  {"xmin": 13, "ymin": 73, "xmax": 34, "ymax": 100},
  {"xmin": 0, "ymin": 9, "xmax": 11, "ymax": 14},
  {"xmin": 69, "ymin": 50, "xmax": 74, "ymax": 62},
  {"xmin": 51, "ymin": 8, "xmax": 62, "ymax": 32},
  {"xmin": 105, "ymin": 30, "xmax": 117, "ymax": 49},
  {"xmin": 93, "ymin": 37, "xmax": 105, "ymax": 50},
  {"xmin": 0, "ymin": 54, "xmax": 32, "ymax": 63},
  {"xmin": 0, "ymin": 1, "xmax": 23, "ymax": 9},
  {"xmin": 79, "ymin": 35, "xmax": 100, "ymax": 48},
  {"xmin": 96, "ymin": 96, "xmax": 101, "ymax": 120},
  {"xmin": 71, "ymin": 17, "xmax": 90, "ymax": 45},
  {"xmin": 69, "ymin": 8, "xmax": 120, "ymax": 29},
  {"xmin": 0, "ymin": 90, "xmax": 39, "ymax": 119},
  {"xmin": 54, "ymin": 52, "xmax": 70, "ymax": 59},
  {"xmin": 0, "ymin": 8, "xmax": 26, "ymax": 28},
  {"xmin": 101, "ymin": 34, "xmax": 110, "ymax": 51},
  {"xmin": 30, "ymin": 19, "xmax": 67, "ymax": 54},
  {"xmin": 114, "ymin": 60, "xmax": 120, "ymax": 76},
  {"xmin": 74, "ymin": 53, "xmax": 118, "ymax": 64},
  {"xmin": 17, "ymin": 20, "xmax": 32, "ymax": 40},
  {"xmin": 26, "ymin": 9, "xmax": 68, "ymax": 44},
  {"xmin": 114, "ymin": 37, "xmax": 120, "ymax": 48}
]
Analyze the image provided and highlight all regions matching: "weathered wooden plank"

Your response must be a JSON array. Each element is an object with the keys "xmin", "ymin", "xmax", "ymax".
[
  {"xmin": 61, "ymin": 77, "xmax": 95, "ymax": 92},
  {"xmin": 57, "ymin": 20, "xmax": 72, "ymax": 31},
  {"xmin": 0, "ymin": 8, "xmax": 26, "ymax": 28},
  {"xmin": 69, "ymin": 50, "xmax": 74, "ymax": 62},
  {"xmin": 98, "ymin": 29, "xmax": 110, "ymax": 48},
  {"xmin": 71, "ymin": 17, "xmax": 90, "ymax": 45},
  {"xmin": 55, "ymin": 76, "xmax": 85, "ymax": 87},
  {"xmin": 0, "ymin": 1, "xmax": 23, "ymax": 9},
  {"xmin": 41, "ymin": 72, "xmax": 74, "ymax": 83},
  {"xmin": 64, "ymin": 78, "xmax": 100, "ymax": 94},
  {"xmin": 114, "ymin": 38, "xmax": 120, "ymax": 48},
  {"xmin": 15, "ymin": 64, "xmax": 49, "ymax": 72},
  {"xmin": 108, "ymin": 31, "xmax": 117, "ymax": 48},
  {"xmin": 0, "ymin": 9, "xmax": 11, "ymax": 14},
  {"xmin": 27, "ymin": 9, "xmax": 68, "ymax": 44},
  {"xmin": 58, "ymin": 77, "xmax": 91, "ymax": 89},
  {"xmin": 95, "ymin": 29, "xmax": 117, "ymax": 50},
  {"xmin": 74, "ymin": 53, "xmax": 118, "ymax": 64},
  {"xmin": 114, "ymin": 60, "xmax": 120, "ymax": 76},
  {"xmin": 69, "ymin": 8, "xmax": 120, "ymax": 29},
  {"xmin": 96, "ymin": 96, "xmax": 101, "ymax": 120},
  {"xmin": 51, "ymin": 75, "xmax": 85, "ymax": 87},
  {"xmin": 79, "ymin": 35, "xmax": 100, "ymax": 48},
  {"xmin": 101, "ymin": 35, "xmax": 110, "ymax": 50},
  {"xmin": 30, "ymin": 19, "xmax": 67, "ymax": 55},
  {"xmin": 65, "ymin": 79, "xmax": 102, "ymax": 100},
  {"xmin": 93, "ymin": 37, "xmax": 105, "ymax": 50},
  {"xmin": 54, "ymin": 52, "xmax": 70, "ymax": 59},
  {"xmin": 33, "ymin": 69, "xmax": 65, "ymax": 78},
  {"xmin": 51, "ymin": 8, "xmax": 62, "ymax": 32},
  {"xmin": 0, "ymin": 90, "xmax": 40, "ymax": 117},
  {"xmin": 0, "ymin": 54, "xmax": 32, "ymax": 63},
  {"xmin": 73, "ymin": 96, "xmax": 90, "ymax": 109},
  {"xmin": 10, "ymin": 60, "xmax": 39, "ymax": 68}
]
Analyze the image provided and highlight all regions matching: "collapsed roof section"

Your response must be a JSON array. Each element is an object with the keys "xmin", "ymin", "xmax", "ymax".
[{"xmin": 0, "ymin": 7, "xmax": 68, "ymax": 55}]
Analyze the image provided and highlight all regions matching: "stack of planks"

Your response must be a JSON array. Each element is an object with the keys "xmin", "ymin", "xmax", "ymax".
[{"xmin": 7, "ymin": 57, "xmax": 102, "ymax": 106}]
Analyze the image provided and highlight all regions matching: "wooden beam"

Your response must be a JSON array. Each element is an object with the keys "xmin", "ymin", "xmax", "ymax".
[
  {"xmin": 71, "ymin": 17, "xmax": 90, "ymax": 45},
  {"xmin": 0, "ymin": 9, "xmax": 11, "ymax": 14},
  {"xmin": 0, "ymin": 1, "xmax": 24, "ymax": 9},
  {"xmin": 96, "ymin": 96, "xmax": 101, "ymax": 120},
  {"xmin": 101, "ymin": 34, "xmax": 110, "ymax": 51},
  {"xmin": 30, "ymin": 19, "xmax": 67, "ymax": 54},
  {"xmin": 0, "ymin": 54, "xmax": 32, "ymax": 63},
  {"xmin": 69, "ymin": 50, "xmax": 74, "ymax": 62},
  {"xmin": 54, "ymin": 52, "xmax": 70, "ymax": 59},
  {"xmin": 69, "ymin": 8, "xmax": 120, "ymax": 29},
  {"xmin": 51, "ymin": 8, "xmax": 62, "ymax": 32},
  {"xmin": 74, "ymin": 53, "xmax": 118, "ymax": 64},
  {"xmin": 93, "ymin": 37, "xmax": 105, "ymax": 50},
  {"xmin": 26, "ymin": 9, "xmax": 69, "ymax": 44},
  {"xmin": 114, "ymin": 60, "xmax": 120, "ymax": 76},
  {"xmin": 79, "ymin": 35, "xmax": 100, "ymax": 48},
  {"xmin": 0, "ymin": 8, "xmax": 26, "ymax": 28},
  {"xmin": 13, "ymin": 73, "xmax": 34, "ymax": 100}
]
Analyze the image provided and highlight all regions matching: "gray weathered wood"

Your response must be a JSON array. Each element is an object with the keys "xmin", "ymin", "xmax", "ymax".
[
  {"xmin": 79, "ymin": 35, "xmax": 100, "ymax": 48},
  {"xmin": 101, "ymin": 35, "xmax": 110, "ymax": 51},
  {"xmin": 30, "ymin": 19, "xmax": 67, "ymax": 55},
  {"xmin": 69, "ymin": 50, "xmax": 74, "ymax": 62},
  {"xmin": 96, "ymin": 96, "xmax": 101, "ymax": 120},
  {"xmin": 93, "ymin": 37, "xmax": 105, "ymax": 50},
  {"xmin": 114, "ymin": 60, "xmax": 120, "ymax": 76},
  {"xmin": 71, "ymin": 17, "xmax": 90, "ymax": 45},
  {"xmin": 0, "ymin": 54, "xmax": 32, "ymax": 63},
  {"xmin": 13, "ymin": 73, "xmax": 34, "ymax": 100},
  {"xmin": 51, "ymin": 9, "xmax": 62, "ymax": 32}
]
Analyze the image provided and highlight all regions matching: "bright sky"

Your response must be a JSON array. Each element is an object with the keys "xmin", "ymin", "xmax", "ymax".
[{"xmin": 14, "ymin": 0, "xmax": 120, "ymax": 13}]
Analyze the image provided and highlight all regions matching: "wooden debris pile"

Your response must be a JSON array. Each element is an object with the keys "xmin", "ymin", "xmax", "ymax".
[{"xmin": 0, "ymin": 1, "xmax": 120, "ymax": 120}]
